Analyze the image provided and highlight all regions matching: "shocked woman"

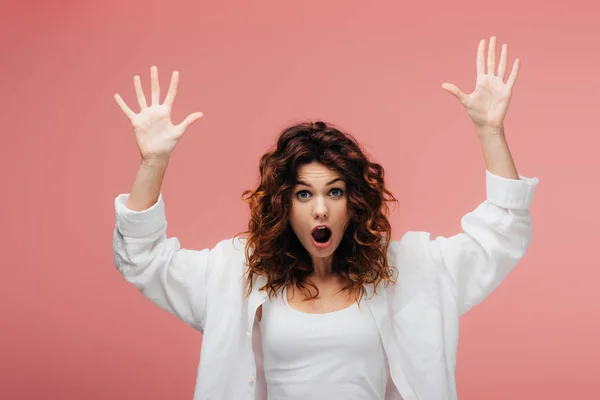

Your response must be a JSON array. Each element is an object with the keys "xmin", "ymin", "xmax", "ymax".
[{"xmin": 112, "ymin": 36, "xmax": 539, "ymax": 400}]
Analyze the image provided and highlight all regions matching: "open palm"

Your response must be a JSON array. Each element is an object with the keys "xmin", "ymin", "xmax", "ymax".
[
  {"xmin": 442, "ymin": 36, "xmax": 520, "ymax": 131},
  {"xmin": 114, "ymin": 66, "xmax": 203, "ymax": 162}
]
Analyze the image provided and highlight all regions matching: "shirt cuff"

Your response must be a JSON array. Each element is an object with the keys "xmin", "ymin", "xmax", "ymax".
[
  {"xmin": 485, "ymin": 170, "xmax": 539, "ymax": 210},
  {"xmin": 114, "ymin": 193, "xmax": 166, "ymax": 238}
]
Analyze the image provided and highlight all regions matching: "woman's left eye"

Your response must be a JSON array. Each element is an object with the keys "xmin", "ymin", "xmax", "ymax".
[{"xmin": 330, "ymin": 188, "xmax": 344, "ymax": 197}]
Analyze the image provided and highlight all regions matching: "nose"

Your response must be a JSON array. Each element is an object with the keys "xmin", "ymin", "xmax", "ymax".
[{"xmin": 312, "ymin": 198, "xmax": 328, "ymax": 220}]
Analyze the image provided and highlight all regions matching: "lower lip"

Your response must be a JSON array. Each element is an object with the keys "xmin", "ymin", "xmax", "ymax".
[{"xmin": 312, "ymin": 235, "xmax": 332, "ymax": 249}]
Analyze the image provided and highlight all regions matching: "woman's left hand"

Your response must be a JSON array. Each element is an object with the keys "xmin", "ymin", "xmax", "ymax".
[{"xmin": 442, "ymin": 36, "xmax": 520, "ymax": 133}]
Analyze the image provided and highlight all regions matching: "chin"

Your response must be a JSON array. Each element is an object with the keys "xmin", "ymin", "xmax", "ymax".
[
  {"xmin": 305, "ymin": 237, "xmax": 340, "ymax": 258},
  {"xmin": 308, "ymin": 247, "xmax": 335, "ymax": 258}
]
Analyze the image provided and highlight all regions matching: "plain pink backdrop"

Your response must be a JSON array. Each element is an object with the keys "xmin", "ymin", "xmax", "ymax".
[{"xmin": 1, "ymin": 0, "xmax": 598, "ymax": 399}]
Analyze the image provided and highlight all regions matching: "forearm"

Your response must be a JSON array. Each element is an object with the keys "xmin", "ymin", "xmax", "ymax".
[
  {"xmin": 476, "ymin": 126, "xmax": 520, "ymax": 180},
  {"xmin": 125, "ymin": 159, "xmax": 169, "ymax": 211}
]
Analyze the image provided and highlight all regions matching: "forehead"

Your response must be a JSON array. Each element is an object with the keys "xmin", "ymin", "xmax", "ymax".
[{"xmin": 295, "ymin": 162, "xmax": 343, "ymax": 183}]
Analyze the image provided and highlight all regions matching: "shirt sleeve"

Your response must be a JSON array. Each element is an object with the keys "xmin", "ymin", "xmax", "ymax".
[
  {"xmin": 112, "ymin": 193, "xmax": 214, "ymax": 332},
  {"xmin": 425, "ymin": 170, "xmax": 540, "ymax": 316}
]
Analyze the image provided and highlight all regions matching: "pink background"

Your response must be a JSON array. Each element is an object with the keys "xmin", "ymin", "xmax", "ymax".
[{"xmin": 2, "ymin": 0, "xmax": 598, "ymax": 399}]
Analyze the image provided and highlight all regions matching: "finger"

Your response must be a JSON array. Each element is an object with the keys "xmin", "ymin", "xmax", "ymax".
[
  {"xmin": 151, "ymin": 66, "xmax": 160, "ymax": 105},
  {"xmin": 133, "ymin": 75, "xmax": 148, "ymax": 110},
  {"xmin": 487, "ymin": 36, "xmax": 496, "ymax": 76},
  {"xmin": 507, "ymin": 59, "xmax": 520, "ymax": 88},
  {"xmin": 476, "ymin": 39, "xmax": 485, "ymax": 76},
  {"xmin": 177, "ymin": 112, "xmax": 204, "ymax": 132},
  {"xmin": 441, "ymin": 83, "xmax": 468, "ymax": 104},
  {"xmin": 164, "ymin": 71, "xmax": 179, "ymax": 108},
  {"xmin": 498, "ymin": 44, "xmax": 508, "ymax": 81},
  {"xmin": 114, "ymin": 94, "xmax": 135, "ymax": 120}
]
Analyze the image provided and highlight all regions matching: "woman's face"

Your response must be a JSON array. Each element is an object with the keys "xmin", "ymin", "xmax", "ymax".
[{"xmin": 289, "ymin": 162, "xmax": 350, "ymax": 265}]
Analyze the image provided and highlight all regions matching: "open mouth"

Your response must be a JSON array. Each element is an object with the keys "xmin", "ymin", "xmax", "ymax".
[{"xmin": 311, "ymin": 226, "xmax": 332, "ymax": 244}]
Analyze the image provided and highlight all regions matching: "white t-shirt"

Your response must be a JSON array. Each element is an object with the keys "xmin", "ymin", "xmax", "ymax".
[{"xmin": 258, "ymin": 287, "xmax": 389, "ymax": 400}]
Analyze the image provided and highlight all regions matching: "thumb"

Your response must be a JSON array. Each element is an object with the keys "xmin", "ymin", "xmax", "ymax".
[
  {"xmin": 441, "ymin": 83, "xmax": 467, "ymax": 104},
  {"xmin": 178, "ymin": 112, "xmax": 204, "ymax": 132}
]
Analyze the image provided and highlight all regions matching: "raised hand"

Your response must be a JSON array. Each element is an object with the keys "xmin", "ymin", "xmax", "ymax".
[
  {"xmin": 442, "ymin": 36, "xmax": 519, "ymax": 132},
  {"xmin": 114, "ymin": 66, "xmax": 203, "ymax": 163}
]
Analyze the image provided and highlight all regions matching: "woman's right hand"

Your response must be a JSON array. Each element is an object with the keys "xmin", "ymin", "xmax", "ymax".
[{"xmin": 114, "ymin": 66, "xmax": 203, "ymax": 164}]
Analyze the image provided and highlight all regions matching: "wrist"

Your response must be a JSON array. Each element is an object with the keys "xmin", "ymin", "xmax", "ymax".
[
  {"xmin": 476, "ymin": 124, "xmax": 505, "ymax": 138},
  {"xmin": 141, "ymin": 157, "xmax": 170, "ymax": 169}
]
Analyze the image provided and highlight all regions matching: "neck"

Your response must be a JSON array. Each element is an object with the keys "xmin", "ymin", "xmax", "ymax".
[{"xmin": 310, "ymin": 256, "xmax": 335, "ymax": 280}]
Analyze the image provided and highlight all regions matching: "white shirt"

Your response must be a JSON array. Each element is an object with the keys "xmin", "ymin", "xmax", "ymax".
[
  {"xmin": 260, "ymin": 287, "xmax": 388, "ymax": 399},
  {"xmin": 112, "ymin": 169, "xmax": 539, "ymax": 400}
]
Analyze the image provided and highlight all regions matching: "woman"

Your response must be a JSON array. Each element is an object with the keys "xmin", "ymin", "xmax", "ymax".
[{"xmin": 112, "ymin": 36, "xmax": 539, "ymax": 400}]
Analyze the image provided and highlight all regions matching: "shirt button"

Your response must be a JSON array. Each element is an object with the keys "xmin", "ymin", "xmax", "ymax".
[
  {"xmin": 246, "ymin": 331, "xmax": 251, "ymax": 337},
  {"xmin": 249, "ymin": 375, "xmax": 255, "ymax": 383}
]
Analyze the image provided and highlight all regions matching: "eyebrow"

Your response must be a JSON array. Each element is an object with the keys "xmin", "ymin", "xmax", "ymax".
[{"xmin": 295, "ymin": 178, "xmax": 344, "ymax": 187}]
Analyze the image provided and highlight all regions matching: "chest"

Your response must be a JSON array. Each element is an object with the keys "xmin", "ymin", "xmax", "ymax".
[
  {"xmin": 260, "ymin": 294, "xmax": 382, "ymax": 359},
  {"xmin": 285, "ymin": 282, "xmax": 357, "ymax": 314}
]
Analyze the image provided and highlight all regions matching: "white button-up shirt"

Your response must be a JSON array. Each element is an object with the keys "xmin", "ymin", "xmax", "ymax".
[{"xmin": 113, "ymin": 170, "xmax": 539, "ymax": 400}]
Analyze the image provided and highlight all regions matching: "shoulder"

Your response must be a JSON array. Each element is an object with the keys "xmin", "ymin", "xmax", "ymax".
[
  {"xmin": 387, "ymin": 231, "xmax": 434, "ymax": 271},
  {"xmin": 201, "ymin": 236, "xmax": 248, "ymax": 279},
  {"xmin": 383, "ymin": 231, "xmax": 450, "ymax": 308},
  {"xmin": 386, "ymin": 231, "xmax": 443, "ymax": 291},
  {"xmin": 207, "ymin": 236, "xmax": 248, "ymax": 266},
  {"xmin": 198, "ymin": 237, "xmax": 251, "ymax": 297},
  {"xmin": 213, "ymin": 236, "xmax": 247, "ymax": 255}
]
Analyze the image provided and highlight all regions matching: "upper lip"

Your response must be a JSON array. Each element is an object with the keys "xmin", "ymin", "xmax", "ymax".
[{"xmin": 311, "ymin": 224, "xmax": 332, "ymax": 233}]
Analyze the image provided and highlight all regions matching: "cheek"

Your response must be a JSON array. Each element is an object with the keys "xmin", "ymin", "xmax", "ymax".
[
  {"xmin": 334, "ymin": 201, "xmax": 350, "ymax": 221},
  {"xmin": 288, "ymin": 204, "xmax": 305, "ymax": 233}
]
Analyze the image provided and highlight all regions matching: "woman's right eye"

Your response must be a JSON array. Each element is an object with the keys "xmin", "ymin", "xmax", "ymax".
[{"xmin": 296, "ymin": 190, "xmax": 310, "ymax": 200}]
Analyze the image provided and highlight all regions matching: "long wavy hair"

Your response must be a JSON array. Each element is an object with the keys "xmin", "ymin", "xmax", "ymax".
[{"xmin": 234, "ymin": 121, "xmax": 398, "ymax": 302}]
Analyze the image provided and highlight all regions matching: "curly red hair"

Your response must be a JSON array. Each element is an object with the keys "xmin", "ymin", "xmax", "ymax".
[{"xmin": 234, "ymin": 121, "xmax": 398, "ymax": 302}]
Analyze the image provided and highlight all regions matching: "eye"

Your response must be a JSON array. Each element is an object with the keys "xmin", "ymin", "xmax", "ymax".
[
  {"xmin": 296, "ymin": 190, "xmax": 311, "ymax": 200},
  {"xmin": 330, "ymin": 188, "xmax": 344, "ymax": 197}
]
